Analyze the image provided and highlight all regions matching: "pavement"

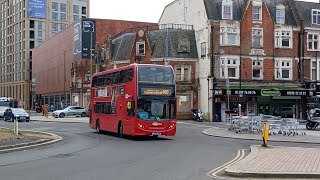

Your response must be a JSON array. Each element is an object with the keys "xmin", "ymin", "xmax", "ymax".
[
  {"xmin": 29, "ymin": 112, "xmax": 89, "ymax": 123},
  {"xmin": 203, "ymin": 122, "xmax": 320, "ymax": 179}
]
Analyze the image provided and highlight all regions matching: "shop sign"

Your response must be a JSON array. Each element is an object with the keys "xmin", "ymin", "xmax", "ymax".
[
  {"xmin": 261, "ymin": 89, "xmax": 281, "ymax": 96},
  {"xmin": 234, "ymin": 90, "xmax": 258, "ymax": 96},
  {"xmin": 219, "ymin": 97, "xmax": 257, "ymax": 102},
  {"xmin": 285, "ymin": 90, "xmax": 307, "ymax": 96}
]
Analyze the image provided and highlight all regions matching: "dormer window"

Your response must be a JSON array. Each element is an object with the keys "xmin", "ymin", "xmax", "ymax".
[
  {"xmin": 253, "ymin": 6, "xmax": 262, "ymax": 21},
  {"xmin": 222, "ymin": 0, "xmax": 233, "ymax": 20},
  {"xmin": 136, "ymin": 41, "xmax": 145, "ymax": 56},
  {"xmin": 276, "ymin": 5, "xmax": 285, "ymax": 24},
  {"xmin": 312, "ymin": 9, "xmax": 320, "ymax": 25}
]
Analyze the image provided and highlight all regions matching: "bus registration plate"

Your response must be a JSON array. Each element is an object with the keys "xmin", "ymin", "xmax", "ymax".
[{"xmin": 152, "ymin": 132, "xmax": 161, "ymax": 136}]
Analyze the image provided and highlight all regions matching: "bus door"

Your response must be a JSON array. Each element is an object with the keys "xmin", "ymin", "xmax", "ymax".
[{"xmin": 125, "ymin": 100, "xmax": 135, "ymax": 133}]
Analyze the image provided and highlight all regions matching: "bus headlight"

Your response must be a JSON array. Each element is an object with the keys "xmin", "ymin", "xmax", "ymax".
[
  {"xmin": 138, "ymin": 124, "xmax": 144, "ymax": 129},
  {"xmin": 168, "ymin": 124, "xmax": 175, "ymax": 129}
]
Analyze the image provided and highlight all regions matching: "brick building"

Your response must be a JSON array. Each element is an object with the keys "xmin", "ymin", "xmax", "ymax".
[
  {"xmin": 32, "ymin": 18, "xmax": 157, "ymax": 110},
  {"xmin": 95, "ymin": 25, "xmax": 198, "ymax": 119},
  {"xmin": 159, "ymin": 0, "xmax": 317, "ymax": 121}
]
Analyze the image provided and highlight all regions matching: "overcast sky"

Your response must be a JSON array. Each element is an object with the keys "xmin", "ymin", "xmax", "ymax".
[{"xmin": 89, "ymin": 0, "xmax": 319, "ymax": 23}]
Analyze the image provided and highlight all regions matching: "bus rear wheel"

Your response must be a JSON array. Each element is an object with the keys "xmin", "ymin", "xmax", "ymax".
[
  {"xmin": 118, "ymin": 122, "xmax": 123, "ymax": 138},
  {"xmin": 96, "ymin": 120, "xmax": 101, "ymax": 134}
]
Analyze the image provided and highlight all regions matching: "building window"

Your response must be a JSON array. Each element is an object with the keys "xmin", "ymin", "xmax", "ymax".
[
  {"xmin": 311, "ymin": 61, "xmax": 317, "ymax": 81},
  {"xmin": 52, "ymin": 2, "xmax": 58, "ymax": 11},
  {"xmin": 175, "ymin": 65, "xmax": 191, "ymax": 81},
  {"xmin": 252, "ymin": 59, "xmax": 263, "ymax": 79},
  {"xmin": 38, "ymin": 31, "xmax": 42, "ymax": 40},
  {"xmin": 222, "ymin": 0, "xmax": 233, "ymax": 20},
  {"xmin": 73, "ymin": 5, "xmax": 79, "ymax": 14},
  {"xmin": 252, "ymin": 6, "xmax": 261, "ymax": 20},
  {"xmin": 220, "ymin": 57, "xmax": 239, "ymax": 79},
  {"xmin": 275, "ymin": 30, "xmax": 291, "ymax": 48},
  {"xmin": 308, "ymin": 33, "xmax": 319, "ymax": 50},
  {"xmin": 252, "ymin": 28, "xmax": 263, "ymax": 48},
  {"xmin": 60, "ymin": 23, "xmax": 66, "ymax": 30},
  {"xmin": 85, "ymin": 74, "xmax": 91, "ymax": 81},
  {"xmin": 82, "ymin": 6, "xmax": 87, "ymax": 15},
  {"xmin": 136, "ymin": 42, "xmax": 145, "ymax": 56},
  {"xmin": 60, "ymin": 13, "xmax": 66, "ymax": 22},
  {"xmin": 60, "ymin": 3, "xmax": 66, "ymax": 12},
  {"xmin": 276, "ymin": 9, "xmax": 285, "ymax": 24},
  {"xmin": 275, "ymin": 59, "xmax": 292, "ymax": 80},
  {"xmin": 312, "ymin": 9, "xmax": 320, "ymax": 25},
  {"xmin": 220, "ymin": 27, "xmax": 238, "ymax": 46},
  {"xmin": 51, "ymin": 12, "xmax": 58, "ymax": 21},
  {"xmin": 38, "ymin": 21, "xmax": 42, "ymax": 29},
  {"xmin": 51, "ymin": 23, "xmax": 58, "ymax": 31},
  {"xmin": 201, "ymin": 42, "xmax": 206, "ymax": 58},
  {"xmin": 73, "ymin": 15, "xmax": 79, "ymax": 22}
]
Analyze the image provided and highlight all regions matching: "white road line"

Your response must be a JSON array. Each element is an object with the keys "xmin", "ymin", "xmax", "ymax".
[
  {"xmin": 206, "ymin": 149, "xmax": 246, "ymax": 179},
  {"xmin": 177, "ymin": 121, "xmax": 212, "ymax": 128}
]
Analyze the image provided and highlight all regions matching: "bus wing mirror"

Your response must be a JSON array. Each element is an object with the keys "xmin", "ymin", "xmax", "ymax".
[{"xmin": 127, "ymin": 102, "xmax": 132, "ymax": 109}]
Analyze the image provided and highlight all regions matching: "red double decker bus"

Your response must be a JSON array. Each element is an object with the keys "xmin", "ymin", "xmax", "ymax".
[{"xmin": 89, "ymin": 63, "xmax": 176, "ymax": 137}]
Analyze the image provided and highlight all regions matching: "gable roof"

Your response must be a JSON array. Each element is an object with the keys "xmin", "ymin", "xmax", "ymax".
[
  {"xmin": 203, "ymin": 0, "xmax": 248, "ymax": 20},
  {"xmin": 111, "ymin": 33, "xmax": 135, "ymax": 61},
  {"xmin": 294, "ymin": 0, "xmax": 320, "ymax": 28},
  {"xmin": 111, "ymin": 29, "xmax": 198, "ymax": 61},
  {"xmin": 147, "ymin": 29, "xmax": 198, "ymax": 59}
]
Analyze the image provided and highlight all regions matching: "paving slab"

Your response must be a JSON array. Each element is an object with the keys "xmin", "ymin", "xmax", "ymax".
[{"xmin": 225, "ymin": 145, "xmax": 320, "ymax": 179}]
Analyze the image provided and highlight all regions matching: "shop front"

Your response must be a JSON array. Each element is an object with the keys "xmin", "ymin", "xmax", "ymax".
[{"xmin": 216, "ymin": 88, "xmax": 313, "ymax": 121}]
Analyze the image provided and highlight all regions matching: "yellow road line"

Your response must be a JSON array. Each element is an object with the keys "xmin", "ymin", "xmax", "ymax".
[{"xmin": 206, "ymin": 149, "xmax": 246, "ymax": 179}]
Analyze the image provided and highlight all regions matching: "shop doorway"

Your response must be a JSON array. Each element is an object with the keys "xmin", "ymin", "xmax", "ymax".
[{"xmin": 258, "ymin": 104, "xmax": 270, "ymax": 115}]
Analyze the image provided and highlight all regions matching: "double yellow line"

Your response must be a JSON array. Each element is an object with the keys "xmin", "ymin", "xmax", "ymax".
[{"xmin": 206, "ymin": 149, "xmax": 246, "ymax": 179}]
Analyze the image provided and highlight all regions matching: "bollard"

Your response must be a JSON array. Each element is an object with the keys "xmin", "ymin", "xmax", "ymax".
[
  {"xmin": 262, "ymin": 122, "xmax": 270, "ymax": 147},
  {"xmin": 14, "ymin": 119, "xmax": 18, "ymax": 135}
]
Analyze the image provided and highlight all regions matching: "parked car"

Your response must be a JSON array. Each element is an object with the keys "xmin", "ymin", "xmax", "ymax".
[
  {"xmin": 0, "ymin": 106, "xmax": 9, "ymax": 119},
  {"xmin": 52, "ymin": 106, "xmax": 88, "ymax": 118},
  {"xmin": 4, "ymin": 108, "xmax": 30, "ymax": 122}
]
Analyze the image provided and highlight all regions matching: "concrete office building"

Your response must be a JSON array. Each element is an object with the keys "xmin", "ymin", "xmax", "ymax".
[{"xmin": 0, "ymin": 0, "xmax": 89, "ymax": 109}]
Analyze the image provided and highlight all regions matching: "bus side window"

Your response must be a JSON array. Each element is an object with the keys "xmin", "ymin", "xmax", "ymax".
[
  {"xmin": 120, "ymin": 70, "xmax": 126, "ymax": 83},
  {"xmin": 126, "ymin": 68, "xmax": 134, "ymax": 82},
  {"xmin": 92, "ymin": 76, "xmax": 98, "ymax": 87},
  {"xmin": 127, "ymin": 101, "xmax": 135, "ymax": 116}
]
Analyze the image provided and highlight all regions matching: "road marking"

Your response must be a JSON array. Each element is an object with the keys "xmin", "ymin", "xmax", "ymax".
[
  {"xmin": 206, "ymin": 149, "xmax": 247, "ymax": 179},
  {"xmin": 177, "ymin": 121, "xmax": 212, "ymax": 128}
]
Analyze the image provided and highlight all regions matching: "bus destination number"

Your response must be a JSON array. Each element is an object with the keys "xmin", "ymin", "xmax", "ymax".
[{"xmin": 142, "ymin": 89, "xmax": 170, "ymax": 95}]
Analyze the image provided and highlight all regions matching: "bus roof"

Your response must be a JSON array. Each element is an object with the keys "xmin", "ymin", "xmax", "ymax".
[{"xmin": 92, "ymin": 63, "xmax": 173, "ymax": 77}]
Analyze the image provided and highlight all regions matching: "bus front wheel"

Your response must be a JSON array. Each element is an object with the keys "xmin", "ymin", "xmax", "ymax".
[
  {"xmin": 118, "ymin": 122, "xmax": 123, "ymax": 138},
  {"xmin": 96, "ymin": 120, "xmax": 101, "ymax": 134}
]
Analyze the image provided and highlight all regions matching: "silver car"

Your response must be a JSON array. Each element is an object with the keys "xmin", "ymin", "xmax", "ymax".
[
  {"xmin": 52, "ymin": 106, "xmax": 88, "ymax": 118},
  {"xmin": 0, "ymin": 106, "xmax": 9, "ymax": 118}
]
